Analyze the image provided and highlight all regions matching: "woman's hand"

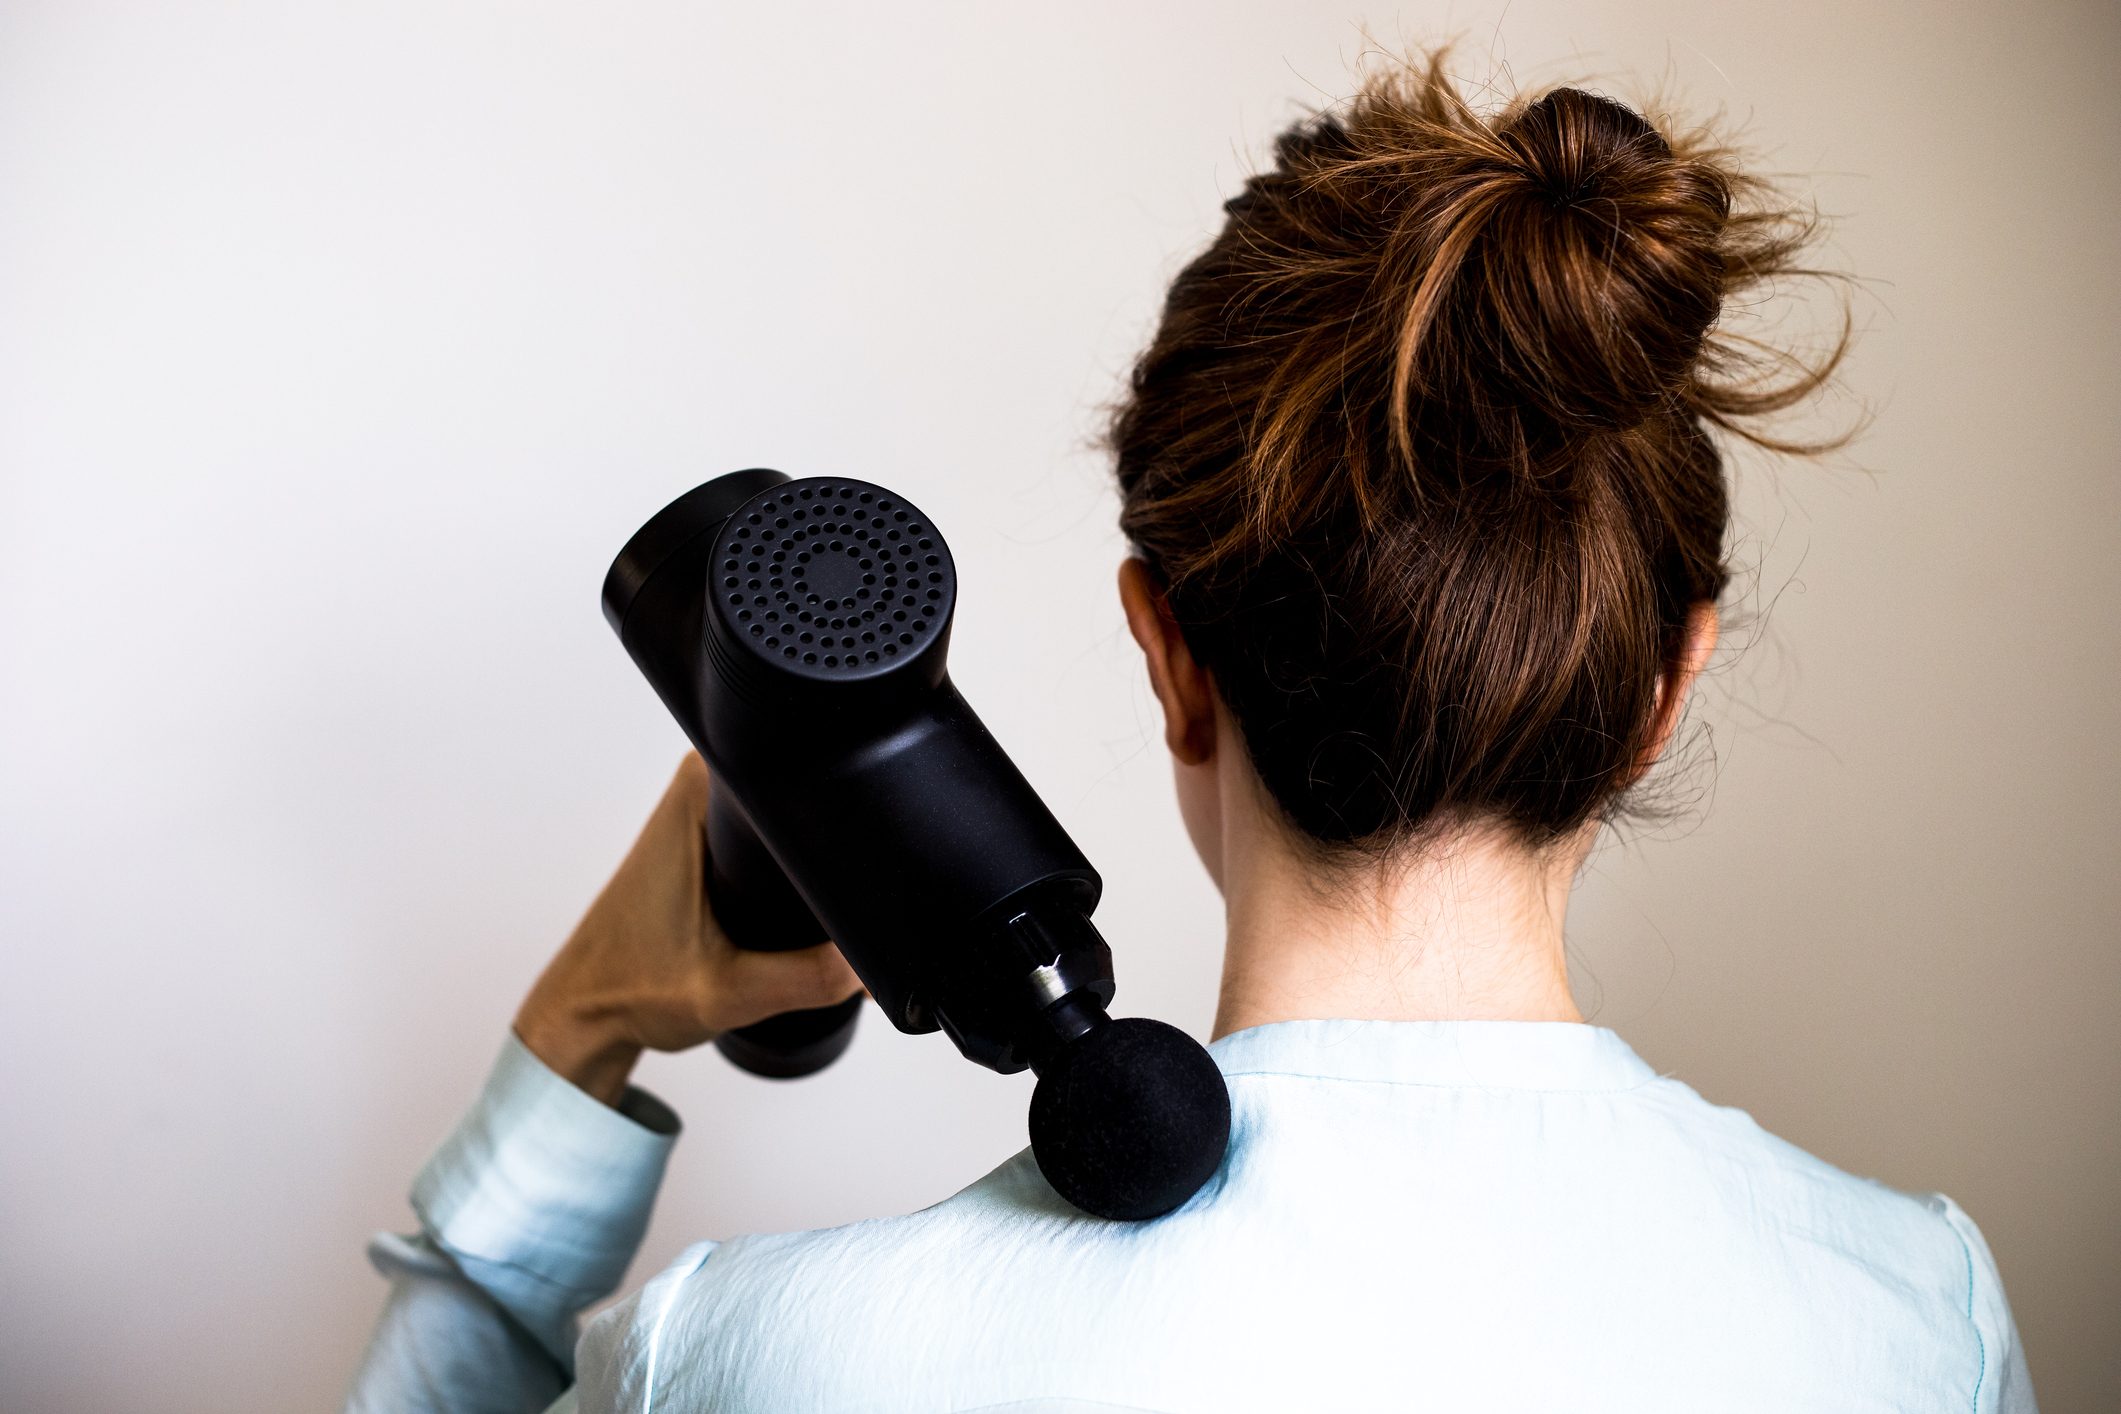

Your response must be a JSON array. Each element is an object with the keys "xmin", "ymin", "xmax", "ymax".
[{"xmin": 513, "ymin": 752, "xmax": 864, "ymax": 1105}]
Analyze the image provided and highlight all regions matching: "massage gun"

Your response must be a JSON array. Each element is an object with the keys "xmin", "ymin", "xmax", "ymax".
[{"xmin": 601, "ymin": 469, "xmax": 1230, "ymax": 1220}]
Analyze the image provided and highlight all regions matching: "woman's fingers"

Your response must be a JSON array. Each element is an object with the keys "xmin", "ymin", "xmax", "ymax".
[
  {"xmin": 710, "ymin": 940, "xmax": 866, "ymax": 1030},
  {"xmin": 677, "ymin": 750, "xmax": 868, "ymax": 1026}
]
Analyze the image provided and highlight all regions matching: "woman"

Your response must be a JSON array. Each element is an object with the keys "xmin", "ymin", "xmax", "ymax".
[{"xmin": 349, "ymin": 54, "xmax": 2034, "ymax": 1413}]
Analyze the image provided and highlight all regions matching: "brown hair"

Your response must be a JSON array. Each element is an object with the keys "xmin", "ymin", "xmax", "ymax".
[{"xmin": 1110, "ymin": 50, "xmax": 1849, "ymax": 866}]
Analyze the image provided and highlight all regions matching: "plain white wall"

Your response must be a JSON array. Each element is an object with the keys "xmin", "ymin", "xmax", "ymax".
[{"xmin": 3, "ymin": 2, "xmax": 2115, "ymax": 1410}]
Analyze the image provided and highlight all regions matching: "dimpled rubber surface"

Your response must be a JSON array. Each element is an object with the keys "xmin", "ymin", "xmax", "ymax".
[{"xmin": 710, "ymin": 477, "xmax": 955, "ymax": 681}]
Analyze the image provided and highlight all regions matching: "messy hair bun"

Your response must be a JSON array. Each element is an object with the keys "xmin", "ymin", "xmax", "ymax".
[
  {"xmin": 1469, "ymin": 89, "xmax": 1725, "ymax": 431},
  {"xmin": 1111, "ymin": 51, "xmax": 1849, "ymax": 859}
]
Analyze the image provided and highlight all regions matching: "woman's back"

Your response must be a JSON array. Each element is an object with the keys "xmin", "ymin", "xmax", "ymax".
[{"xmin": 576, "ymin": 1020, "xmax": 2027, "ymax": 1412}]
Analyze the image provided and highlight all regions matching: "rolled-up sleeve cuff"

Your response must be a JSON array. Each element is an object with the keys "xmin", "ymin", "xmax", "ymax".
[{"xmin": 410, "ymin": 1031, "xmax": 680, "ymax": 1365}]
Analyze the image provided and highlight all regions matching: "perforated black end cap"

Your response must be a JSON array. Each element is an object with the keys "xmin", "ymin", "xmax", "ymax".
[
  {"xmin": 709, "ymin": 477, "xmax": 954, "ymax": 680},
  {"xmin": 1028, "ymin": 1017, "xmax": 1232, "ymax": 1222}
]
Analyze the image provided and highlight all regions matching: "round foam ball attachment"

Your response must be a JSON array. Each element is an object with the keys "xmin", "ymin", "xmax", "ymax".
[{"xmin": 1028, "ymin": 1017, "xmax": 1232, "ymax": 1221}]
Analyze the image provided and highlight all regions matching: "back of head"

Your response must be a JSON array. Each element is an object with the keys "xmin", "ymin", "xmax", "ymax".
[{"xmin": 1110, "ymin": 51, "xmax": 1846, "ymax": 864}]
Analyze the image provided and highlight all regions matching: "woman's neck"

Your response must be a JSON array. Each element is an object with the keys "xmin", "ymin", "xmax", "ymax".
[{"xmin": 1211, "ymin": 817, "xmax": 1591, "ymax": 1041}]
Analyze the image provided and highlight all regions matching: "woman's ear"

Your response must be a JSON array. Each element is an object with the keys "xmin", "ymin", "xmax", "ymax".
[
  {"xmin": 1632, "ymin": 601, "xmax": 1720, "ymax": 783},
  {"xmin": 1118, "ymin": 557, "xmax": 1217, "ymax": 766}
]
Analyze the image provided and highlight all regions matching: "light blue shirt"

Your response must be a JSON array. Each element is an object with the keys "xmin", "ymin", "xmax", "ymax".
[{"xmin": 348, "ymin": 1020, "xmax": 2034, "ymax": 1413}]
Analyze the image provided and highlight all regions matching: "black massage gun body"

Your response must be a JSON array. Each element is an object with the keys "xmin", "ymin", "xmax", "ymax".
[
  {"xmin": 603, "ymin": 470, "xmax": 1230, "ymax": 1221},
  {"xmin": 603, "ymin": 470, "xmax": 1113, "ymax": 1077}
]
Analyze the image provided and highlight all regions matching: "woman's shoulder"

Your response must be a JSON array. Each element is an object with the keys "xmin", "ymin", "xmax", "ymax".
[
  {"xmin": 1624, "ymin": 1070, "xmax": 1968, "ymax": 1223},
  {"xmin": 571, "ymin": 1148, "xmax": 1126, "ymax": 1411},
  {"xmin": 1608, "ymin": 1071, "xmax": 1999, "ymax": 1275},
  {"xmin": 1616, "ymin": 1070, "xmax": 2031, "ymax": 1398}
]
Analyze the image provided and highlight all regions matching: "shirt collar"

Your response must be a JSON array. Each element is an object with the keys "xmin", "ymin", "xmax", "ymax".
[{"xmin": 1205, "ymin": 1018, "xmax": 1661, "ymax": 1094}]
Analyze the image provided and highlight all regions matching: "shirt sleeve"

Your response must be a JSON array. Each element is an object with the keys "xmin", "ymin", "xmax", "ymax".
[
  {"xmin": 1930, "ymin": 1193, "xmax": 2039, "ymax": 1414},
  {"xmin": 343, "ymin": 1031, "xmax": 682, "ymax": 1413}
]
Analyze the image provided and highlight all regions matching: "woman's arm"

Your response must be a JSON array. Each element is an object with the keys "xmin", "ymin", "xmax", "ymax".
[{"xmin": 344, "ymin": 754, "xmax": 863, "ymax": 1414}]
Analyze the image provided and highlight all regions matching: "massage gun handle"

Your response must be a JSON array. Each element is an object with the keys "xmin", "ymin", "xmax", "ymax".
[{"xmin": 704, "ymin": 787, "xmax": 863, "ymax": 1078}]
